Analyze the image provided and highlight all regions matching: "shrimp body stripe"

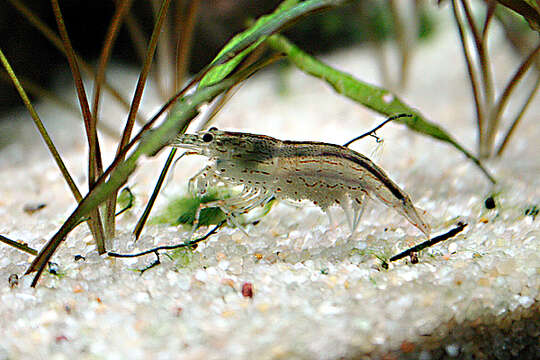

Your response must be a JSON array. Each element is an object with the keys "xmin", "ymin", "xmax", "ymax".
[
  {"xmin": 197, "ymin": 131, "xmax": 405, "ymax": 201},
  {"xmin": 277, "ymin": 141, "xmax": 405, "ymax": 201}
]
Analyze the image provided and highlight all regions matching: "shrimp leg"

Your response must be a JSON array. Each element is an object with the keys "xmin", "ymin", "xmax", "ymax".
[
  {"xmin": 351, "ymin": 194, "xmax": 366, "ymax": 234},
  {"xmin": 188, "ymin": 165, "xmax": 214, "ymax": 196},
  {"xmin": 190, "ymin": 198, "xmax": 247, "ymax": 238},
  {"xmin": 190, "ymin": 185, "xmax": 262, "ymax": 238}
]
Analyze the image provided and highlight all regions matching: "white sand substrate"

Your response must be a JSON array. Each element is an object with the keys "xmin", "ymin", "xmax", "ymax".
[{"xmin": 1, "ymin": 11, "xmax": 539, "ymax": 360}]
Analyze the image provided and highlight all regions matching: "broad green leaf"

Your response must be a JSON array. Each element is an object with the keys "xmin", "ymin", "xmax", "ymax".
[
  {"xmin": 266, "ymin": 34, "xmax": 495, "ymax": 183},
  {"xmin": 199, "ymin": 0, "xmax": 346, "ymax": 88}
]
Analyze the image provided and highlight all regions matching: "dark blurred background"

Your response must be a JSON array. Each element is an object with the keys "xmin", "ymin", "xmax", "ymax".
[{"xmin": 0, "ymin": 0, "xmax": 437, "ymax": 117}]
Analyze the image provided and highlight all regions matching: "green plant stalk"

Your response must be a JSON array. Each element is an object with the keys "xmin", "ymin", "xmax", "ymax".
[
  {"xmin": 495, "ymin": 74, "xmax": 540, "ymax": 156},
  {"xmin": 0, "ymin": 72, "xmax": 119, "ymax": 138},
  {"xmin": 460, "ymin": 0, "xmax": 495, "ymax": 116},
  {"xmin": 451, "ymin": 0, "xmax": 486, "ymax": 156},
  {"xmin": 51, "ymin": 0, "xmax": 106, "ymax": 254},
  {"xmin": 485, "ymin": 41, "xmax": 540, "ymax": 156},
  {"xmin": 0, "ymin": 234, "xmax": 38, "ymax": 256},
  {"xmin": 105, "ymin": 0, "xmax": 172, "ymax": 240},
  {"xmin": 266, "ymin": 33, "xmax": 496, "ymax": 184},
  {"xmin": 133, "ymin": 148, "xmax": 178, "ymax": 240},
  {"xmin": 25, "ymin": 63, "xmax": 265, "ymax": 287},
  {"xmin": 0, "ymin": 48, "xmax": 82, "ymax": 202},
  {"xmin": 91, "ymin": 0, "xmax": 134, "ymax": 128},
  {"xmin": 8, "ymin": 0, "xmax": 146, "ymax": 125},
  {"xmin": 175, "ymin": 0, "xmax": 200, "ymax": 90}
]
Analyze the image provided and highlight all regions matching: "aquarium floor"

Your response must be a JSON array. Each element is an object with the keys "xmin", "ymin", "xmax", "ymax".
[{"xmin": 1, "ymin": 17, "xmax": 539, "ymax": 360}]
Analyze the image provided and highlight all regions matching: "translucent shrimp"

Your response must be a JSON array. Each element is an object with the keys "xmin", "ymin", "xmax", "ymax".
[{"xmin": 171, "ymin": 127, "xmax": 431, "ymax": 237}]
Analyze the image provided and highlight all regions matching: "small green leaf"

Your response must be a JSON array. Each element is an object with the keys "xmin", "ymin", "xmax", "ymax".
[
  {"xmin": 117, "ymin": 187, "xmax": 134, "ymax": 213},
  {"xmin": 168, "ymin": 247, "xmax": 195, "ymax": 268},
  {"xmin": 151, "ymin": 189, "xmax": 232, "ymax": 227}
]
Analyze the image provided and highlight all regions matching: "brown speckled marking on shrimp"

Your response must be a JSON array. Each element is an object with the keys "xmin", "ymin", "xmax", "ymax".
[{"xmin": 171, "ymin": 128, "xmax": 430, "ymax": 237}]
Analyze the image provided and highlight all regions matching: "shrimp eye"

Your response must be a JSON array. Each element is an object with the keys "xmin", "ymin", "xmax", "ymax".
[{"xmin": 202, "ymin": 133, "xmax": 214, "ymax": 143}]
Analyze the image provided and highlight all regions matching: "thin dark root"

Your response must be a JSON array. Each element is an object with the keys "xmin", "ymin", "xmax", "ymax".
[
  {"xmin": 115, "ymin": 187, "xmax": 135, "ymax": 217},
  {"xmin": 390, "ymin": 222, "xmax": 468, "ymax": 262},
  {"xmin": 138, "ymin": 252, "xmax": 161, "ymax": 274},
  {"xmin": 370, "ymin": 133, "xmax": 382, "ymax": 143},
  {"xmin": 108, "ymin": 220, "xmax": 226, "ymax": 259},
  {"xmin": 343, "ymin": 113, "xmax": 413, "ymax": 147}
]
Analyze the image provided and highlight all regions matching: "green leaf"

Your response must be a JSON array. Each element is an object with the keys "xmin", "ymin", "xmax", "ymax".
[
  {"xmin": 151, "ymin": 189, "xmax": 232, "ymax": 227},
  {"xmin": 117, "ymin": 187, "xmax": 134, "ymax": 210},
  {"xmin": 266, "ymin": 33, "xmax": 496, "ymax": 184},
  {"xmin": 199, "ymin": 0, "xmax": 346, "ymax": 88},
  {"xmin": 168, "ymin": 247, "xmax": 195, "ymax": 268}
]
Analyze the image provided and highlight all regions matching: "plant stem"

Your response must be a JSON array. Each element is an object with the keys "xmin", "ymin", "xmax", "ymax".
[
  {"xmin": 0, "ymin": 49, "xmax": 82, "ymax": 201},
  {"xmin": 460, "ymin": 0, "xmax": 495, "ymax": 158},
  {"xmin": 51, "ymin": 0, "xmax": 106, "ymax": 253},
  {"xmin": 51, "ymin": 0, "xmax": 103, "ymax": 180},
  {"xmin": 104, "ymin": 0, "xmax": 173, "ymax": 239},
  {"xmin": 0, "ymin": 234, "xmax": 38, "ymax": 256},
  {"xmin": 92, "ymin": 0, "xmax": 134, "ymax": 135},
  {"xmin": 495, "ymin": 74, "xmax": 540, "ymax": 156},
  {"xmin": 485, "ymin": 41, "xmax": 540, "ymax": 155},
  {"xmin": 461, "ymin": 0, "xmax": 495, "ymax": 115},
  {"xmin": 133, "ymin": 148, "xmax": 178, "ymax": 240},
  {"xmin": 175, "ymin": 0, "xmax": 200, "ymax": 91},
  {"xmin": 451, "ymin": 0, "xmax": 486, "ymax": 156},
  {"xmin": 8, "ymin": 0, "xmax": 147, "ymax": 126}
]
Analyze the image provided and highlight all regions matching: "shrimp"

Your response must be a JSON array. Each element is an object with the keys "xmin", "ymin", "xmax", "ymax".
[{"xmin": 171, "ymin": 127, "xmax": 431, "ymax": 237}]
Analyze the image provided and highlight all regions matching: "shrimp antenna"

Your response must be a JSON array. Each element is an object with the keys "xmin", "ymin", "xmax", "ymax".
[{"xmin": 343, "ymin": 113, "xmax": 413, "ymax": 147}]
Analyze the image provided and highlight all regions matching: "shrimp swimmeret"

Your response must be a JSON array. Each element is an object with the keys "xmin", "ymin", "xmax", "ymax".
[{"xmin": 171, "ymin": 127, "xmax": 431, "ymax": 237}]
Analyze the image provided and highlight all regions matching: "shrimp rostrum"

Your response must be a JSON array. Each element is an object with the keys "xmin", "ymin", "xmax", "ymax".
[{"xmin": 171, "ymin": 127, "xmax": 431, "ymax": 237}]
